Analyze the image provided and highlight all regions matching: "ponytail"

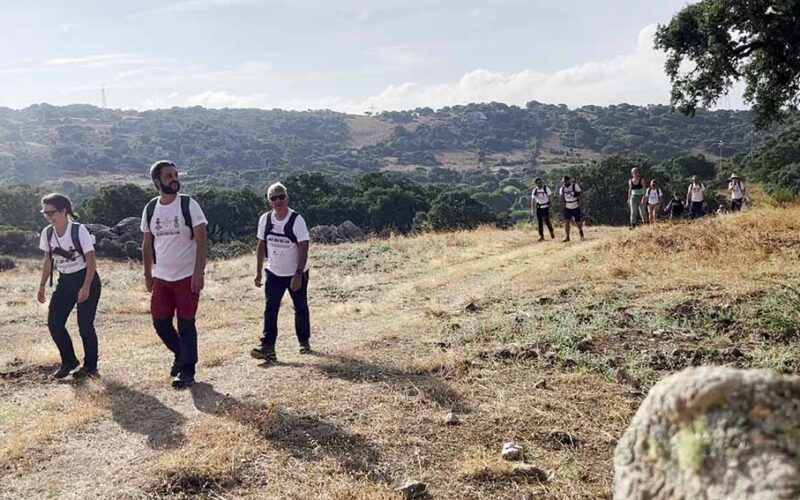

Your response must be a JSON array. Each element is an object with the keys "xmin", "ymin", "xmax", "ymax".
[{"xmin": 41, "ymin": 193, "xmax": 77, "ymax": 219}]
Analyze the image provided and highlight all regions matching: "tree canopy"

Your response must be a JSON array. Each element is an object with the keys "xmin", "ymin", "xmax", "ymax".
[{"xmin": 655, "ymin": 0, "xmax": 800, "ymax": 128}]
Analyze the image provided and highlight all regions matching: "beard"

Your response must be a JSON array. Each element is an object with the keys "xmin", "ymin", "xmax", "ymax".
[{"xmin": 161, "ymin": 180, "xmax": 180, "ymax": 194}]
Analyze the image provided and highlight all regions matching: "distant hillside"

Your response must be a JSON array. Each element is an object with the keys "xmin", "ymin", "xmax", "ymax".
[{"xmin": 0, "ymin": 102, "xmax": 761, "ymax": 188}]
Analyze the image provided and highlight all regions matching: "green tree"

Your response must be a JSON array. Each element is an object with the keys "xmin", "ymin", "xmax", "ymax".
[
  {"xmin": 655, "ymin": 0, "xmax": 800, "ymax": 128},
  {"xmin": 428, "ymin": 191, "xmax": 497, "ymax": 231},
  {"xmin": 80, "ymin": 183, "xmax": 153, "ymax": 226},
  {"xmin": 0, "ymin": 184, "xmax": 46, "ymax": 232},
  {"xmin": 194, "ymin": 188, "xmax": 263, "ymax": 243}
]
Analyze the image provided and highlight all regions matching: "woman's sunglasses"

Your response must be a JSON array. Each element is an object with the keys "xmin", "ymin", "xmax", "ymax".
[
  {"xmin": 41, "ymin": 209, "xmax": 58, "ymax": 217},
  {"xmin": 269, "ymin": 194, "xmax": 286, "ymax": 202}
]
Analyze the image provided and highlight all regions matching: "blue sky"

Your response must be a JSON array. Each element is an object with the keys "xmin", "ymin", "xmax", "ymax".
[{"xmin": 0, "ymin": 0, "xmax": 745, "ymax": 112}]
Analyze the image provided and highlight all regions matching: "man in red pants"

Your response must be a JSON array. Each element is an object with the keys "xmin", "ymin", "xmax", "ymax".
[{"xmin": 141, "ymin": 160, "xmax": 208, "ymax": 389}]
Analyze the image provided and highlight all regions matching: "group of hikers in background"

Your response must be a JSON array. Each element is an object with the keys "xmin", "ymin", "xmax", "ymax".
[
  {"xmin": 33, "ymin": 160, "xmax": 754, "ymax": 386},
  {"xmin": 530, "ymin": 168, "xmax": 751, "ymax": 241},
  {"xmin": 36, "ymin": 160, "xmax": 312, "ymax": 388}
]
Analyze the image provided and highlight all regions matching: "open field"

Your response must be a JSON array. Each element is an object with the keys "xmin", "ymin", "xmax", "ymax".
[{"xmin": 1, "ymin": 207, "xmax": 798, "ymax": 499}]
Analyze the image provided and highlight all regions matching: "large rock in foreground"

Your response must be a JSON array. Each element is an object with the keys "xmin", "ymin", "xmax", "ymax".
[{"xmin": 614, "ymin": 366, "xmax": 800, "ymax": 500}]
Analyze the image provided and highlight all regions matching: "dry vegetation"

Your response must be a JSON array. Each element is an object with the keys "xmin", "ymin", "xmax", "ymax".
[{"xmin": 1, "ymin": 207, "xmax": 798, "ymax": 499}]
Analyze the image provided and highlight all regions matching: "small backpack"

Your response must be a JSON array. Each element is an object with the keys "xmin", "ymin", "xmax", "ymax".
[
  {"xmin": 264, "ymin": 210, "xmax": 299, "ymax": 244},
  {"xmin": 46, "ymin": 223, "xmax": 86, "ymax": 287},
  {"xmin": 145, "ymin": 194, "xmax": 194, "ymax": 264}
]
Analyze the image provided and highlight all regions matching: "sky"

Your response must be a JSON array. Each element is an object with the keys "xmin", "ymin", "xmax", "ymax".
[{"xmin": 0, "ymin": 0, "xmax": 746, "ymax": 113}]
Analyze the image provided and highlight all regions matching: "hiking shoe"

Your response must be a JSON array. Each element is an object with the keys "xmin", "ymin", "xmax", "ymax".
[
  {"xmin": 562, "ymin": 238, "xmax": 571, "ymax": 243},
  {"xmin": 53, "ymin": 360, "xmax": 79, "ymax": 379},
  {"xmin": 171, "ymin": 376, "xmax": 194, "ymax": 390},
  {"xmin": 251, "ymin": 347, "xmax": 277, "ymax": 362},
  {"xmin": 299, "ymin": 342, "xmax": 312, "ymax": 354},
  {"xmin": 550, "ymin": 232, "xmax": 555, "ymax": 240},
  {"xmin": 537, "ymin": 237, "xmax": 545, "ymax": 242},
  {"xmin": 170, "ymin": 361, "xmax": 180, "ymax": 378},
  {"xmin": 73, "ymin": 367, "xmax": 99, "ymax": 379}
]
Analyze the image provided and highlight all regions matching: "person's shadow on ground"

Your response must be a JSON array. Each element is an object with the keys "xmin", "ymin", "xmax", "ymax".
[
  {"xmin": 310, "ymin": 352, "xmax": 463, "ymax": 410},
  {"xmin": 97, "ymin": 380, "xmax": 187, "ymax": 450},
  {"xmin": 189, "ymin": 382, "xmax": 385, "ymax": 480}
]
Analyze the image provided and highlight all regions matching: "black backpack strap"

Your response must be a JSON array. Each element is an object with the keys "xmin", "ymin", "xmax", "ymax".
[
  {"xmin": 264, "ymin": 210, "xmax": 273, "ymax": 237},
  {"xmin": 71, "ymin": 223, "xmax": 85, "ymax": 260},
  {"xmin": 145, "ymin": 197, "xmax": 159, "ymax": 264},
  {"xmin": 180, "ymin": 194, "xmax": 194, "ymax": 239},
  {"xmin": 285, "ymin": 212, "xmax": 298, "ymax": 244},
  {"xmin": 46, "ymin": 225, "xmax": 54, "ymax": 287}
]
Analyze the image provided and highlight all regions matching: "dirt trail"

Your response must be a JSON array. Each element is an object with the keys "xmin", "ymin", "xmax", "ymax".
[{"xmin": 0, "ymin": 227, "xmax": 630, "ymax": 499}]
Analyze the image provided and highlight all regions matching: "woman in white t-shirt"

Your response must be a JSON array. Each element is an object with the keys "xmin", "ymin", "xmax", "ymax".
[
  {"xmin": 645, "ymin": 180, "xmax": 663, "ymax": 224},
  {"xmin": 36, "ymin": 193, "xmax": 102, "ymax": 379},
  {"xmin": 728, "ymin": 174, "xmax": 748, "ymax": 211}
]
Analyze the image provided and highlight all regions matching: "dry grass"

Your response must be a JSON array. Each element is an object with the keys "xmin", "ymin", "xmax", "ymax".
[{"xmin": 0, "ymin": 207, "xmax": 798, "ymax": 499}]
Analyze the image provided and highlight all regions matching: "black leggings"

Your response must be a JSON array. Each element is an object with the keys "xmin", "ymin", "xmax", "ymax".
[
  {"xmin": 536, "ymin": 206, "xmax": 554, "ymax": 238},
  {"xmin": 262, "ymin": 270, "xmax": 310, "ymax": 348},
  {"xmin": 48, "ymin": 269, "xmax": 102, "ymax": 370}
]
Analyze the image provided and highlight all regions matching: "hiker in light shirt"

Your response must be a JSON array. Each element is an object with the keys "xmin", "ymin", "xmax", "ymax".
[
  {"xmin": 685, "ymin": 175, "xmax": 707, "ymax": 219},
  {"xmin": 559, "ymin": 176, "xmax": 585, "ymax": 242},
  {"xmin": 141, "ymin": 160, "xmax": 208, "ymax": 389},
  {"xmin": 728, "ymin": 174, "xmax": 748, "ymax": 211},
  {"xmin": 37, "ymin": 193, "xmax": 102, "ymax": 379},
  {"xmin": 627, "ymin": 168, "xmax": 647, "ymax": 229},
  {"xmin": 645, "ymin": 180, "xmax": 664, "ymax": 225},
  {"xmin": 530, "ymin": 178, "xmax": 555, "ymax": 241},
  {"xmin": 252, "ymin": 182, "xmax": 312, "ymax": 364}
]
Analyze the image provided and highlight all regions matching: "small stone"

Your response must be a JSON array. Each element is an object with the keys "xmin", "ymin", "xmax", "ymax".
[
  {"xmin": 652, "ymin": 329, "xmax": 665, "ymax": 336},
  {"xmin": 534, "ymin": 379, "xmax": 547, "ymax": 389},
  {"xmin": 536, "ymin": 296, "xmax": 555, "ymax": 305},
  {"xmin": 512, "ymin": 464, "xmax": 551, "ymax": 482},
  {"xmin": 391, "ymin": 479, "xmax": 427, "ymax": 499},
  {"xmin": 464, "ymin": 301, "xmax": 480, "ymax": 313},
  {"xmin": 501, "ymin": 442, "xmax": 523, "ymax": 461},
  {"xmin": 444, "ymin": 411, "xmax": 460, "ymax": 425}
]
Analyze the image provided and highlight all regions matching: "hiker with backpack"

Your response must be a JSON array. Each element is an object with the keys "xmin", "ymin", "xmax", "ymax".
[
  {"xmin": 686, "ymin": 175, "xmax": 707, "ymax": 219},
  {"xmin": 664, "ymin": 194, "xmax": 685, "ymax": 221},
  {"xmin": 141, "ymin": 160, "xmax": 208, "ymax": 389},
  {"xmin": 252, "ymin": 182, "xmax": 311, "ymax": 364},
  {"xmin": 36, "ymin": 193, "xmax": 102, "ymax": 379},
  {"xmin": 627, "ymin": 168, "xmax": 648, "ymax": 228},
  {"xmin": 728, "ymin": 174, "xmax": 749, "ymax": 211},
  {"xmin": 645, "ymin": 179, "xmax": 664, "ymax": 224},
  {"xmin": 530, "ymin": 178, "xmax": 555, "ymax": 241},
  {"xmin": 559, "ymin": 175, "xmax": 585, "ymax": 242}
]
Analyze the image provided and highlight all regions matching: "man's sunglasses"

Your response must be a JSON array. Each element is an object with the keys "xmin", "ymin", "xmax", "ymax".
[{"xmin": 269, "ymin": 194, "xmax": 286, "ymax": 202}]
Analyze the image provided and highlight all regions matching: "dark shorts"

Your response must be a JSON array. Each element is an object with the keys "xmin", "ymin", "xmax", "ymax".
[
  {"xmin": 563, "ymin": 207, "xmax": 582, "ymax": 222},
  {"xmin": 690, "ymin": 201, "xmax": 704, "ymax": 218},
  {"xmin": 731, "ymin": 199, "xmax": 743, "ymax": 211},
  {"xmin": 151, "ymin": 277, "xmax": 199, "ymax": 320}
]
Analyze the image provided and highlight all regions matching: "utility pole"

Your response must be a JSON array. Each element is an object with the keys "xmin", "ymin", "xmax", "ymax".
[
  {"xmin": 717, "ymin": 140, "xmax": 725, "ymax": 171},
  {"xmin": 101, "ymin": 88, "xmax": 107, "ymax": 109}
]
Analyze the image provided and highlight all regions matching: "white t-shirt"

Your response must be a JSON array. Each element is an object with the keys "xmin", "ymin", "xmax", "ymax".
[
  {"xmin": 560, "ymin": 183, "xmax": 582, "ymax": 209},
  {"xmin": 531, "ymin": 186, "xmax": 552, "ymax": 207},
  {"xmin": 688, "ymin": 183, "xmax": 706, "ymax": 203},
  {"xmin": 140, "ymin": 196, "xmax": 208, "ymax": 282},
  {"xmin": 647, "ymin": 188, "xmax": 663, "ymax": 205},
  {"xmin": 257, "ymin": 209, "xmax": 310, "ymax": 277},
  {"xmin": 39, "ymin": 221, "xmax": 95, "ymax": 274},
  {"xmin": 729, "ymin": 180, "xmax": 745, "ymax": 200}
]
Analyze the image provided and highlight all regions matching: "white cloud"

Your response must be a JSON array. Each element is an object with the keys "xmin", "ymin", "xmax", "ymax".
[
  {"xmin": 43, "ymin": 53, "xmax": 161, "ymax": 69},
  {"xmin": 130, "ymin": 0, "xmax": 262, "ymax": 18},
  {"xmin": 369, "ymin": 45, "xmax": 439, "ymax": 69},
  {"xmin": 304, "ymin": 24, "xmax": 692, "ymax": 113},
  {"xmin": 184, "ymin": 90, "xmax": 270, "ymax": 108}
]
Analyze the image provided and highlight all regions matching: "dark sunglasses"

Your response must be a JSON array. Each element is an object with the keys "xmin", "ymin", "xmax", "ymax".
[
  {"xmin": 41, "ymin": 209, "xmax": 58, "ymax": 216},
  {"xmin": 269, "ymin": 194, "xmax": 286, "ymax": 202}
]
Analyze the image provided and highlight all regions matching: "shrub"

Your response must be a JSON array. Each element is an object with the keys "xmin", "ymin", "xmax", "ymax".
[
  {"xmin": 0, "ymin": 228, "xmax": 39, "ymax": 256},
  {"xmin": 0, "ymin": 255, "xmax": 16, "ymax": 271}
]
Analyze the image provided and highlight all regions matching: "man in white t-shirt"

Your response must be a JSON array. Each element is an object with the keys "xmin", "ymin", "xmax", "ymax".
[
  {"xmin": 728, "ymin": 173, "xmax": 748, "ymax": 211},
  {"xmin": 559, "ymin": 175, "xmax": 585, "ymax": 242},
  {"xmin": 530, "ymin": 177, "xmax": 555, "ymax": 241},
  {"xmin": 686, "ymin": 175, "xmax": 707, "ymax": 219},
  {"xmin": 141, "ymin": 160, "xmax": 208, "ymax": 389},
  {"xmin": 251, "ymin": 182, "xmax": 311, "ymax": 363}
]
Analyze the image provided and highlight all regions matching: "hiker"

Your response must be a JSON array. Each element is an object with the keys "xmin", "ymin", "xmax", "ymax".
[
  {"xmin": 728, "ymin": 174, "xmax": 748, "ymax": 211},
  {"xmin": 530, "ymin": 177, "xmax": 555, "ymax": 241},
  {"xmin": 559, "ymin": 175, "xmax": 585, "ymax": 242},
  {"xmin": 252, "ymin": 182, "xmax": 311, "ymax": 363},
  {"xmin": 141, "ymin": 160, "xmax": 208, "ymax": 389},
  {"xmin": 645, "ymin": 179, "xmax": 663, "ymax": 225},
  {"xmin": 685, "ymin": 175, "xmax": 707, "ymax": 219},
  {"xmin": 36, "ymin": 193, "xmax": 102, "ymax": 379},
  {"xmin": 664, "ymin": 194, "xmax": 685, "ymax": 221},
  {"xmin": 627, "ymin": 168, "xmax": 647, "ymax": 228}
]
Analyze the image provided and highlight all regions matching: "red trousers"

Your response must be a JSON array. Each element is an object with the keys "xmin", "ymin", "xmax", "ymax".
[{"xmin": 151, "ymin": 277, "xmax": 199, "ymax": 320}]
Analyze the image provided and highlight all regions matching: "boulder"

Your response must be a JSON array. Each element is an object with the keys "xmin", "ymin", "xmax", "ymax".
[
  {"xmin": 111, "ymin": 217, "xmax": 143, "ymax": 243},
  {"xmin": 336, "ymin": 220, "xmax": 366, "ymax": 241},
  {"xmin": 84, "ymin": 223, "xmax": 114, "ymax": 243},
  {"xmin": 614, "ymin": 367, "xmax": 800, "ymax": 500},
  {"xmin": 309, "ymin": 225, "xmax": 339, "ymax": 244}
]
